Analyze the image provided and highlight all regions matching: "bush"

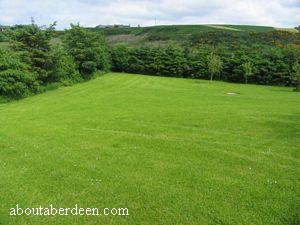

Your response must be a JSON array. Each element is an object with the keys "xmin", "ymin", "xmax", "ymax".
[
  {"xmin": 0, "ymin": 49, "xmax": 39, "ymax": 99},
  {"xmin": 111, "ymin": 44, "xmax": 130, "ymax": 72},
  {"xmin": 49, "ymin": 47, "xmax": 82, "ymax": 84},
  {"xmin": 111, "ymin": 44, "xmax": 187, "ymax": 77}
]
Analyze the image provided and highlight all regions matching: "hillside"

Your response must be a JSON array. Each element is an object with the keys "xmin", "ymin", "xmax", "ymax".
[
  {"xmin": 95, "ymin": 24, "xmax": 276, "ymax": 37},
  {"xmin": 0, "ymin": 73, "xmax": 299, "ymax": 224},
  {"xmin": 88, "ymin": 24, "xmax": 299, "ymax": 46}
]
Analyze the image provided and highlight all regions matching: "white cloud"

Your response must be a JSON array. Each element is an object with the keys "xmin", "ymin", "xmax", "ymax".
[{"xmin": 0, "ymin": 0, "xmax": 299, "ymax": 29}]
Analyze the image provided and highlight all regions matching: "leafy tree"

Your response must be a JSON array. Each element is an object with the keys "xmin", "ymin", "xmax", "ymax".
[
  {"xmin": 0, "ymin": 49, "xmax": 39, "ymax": 99},
  {"xmin": 63, "ymin": 24, "xmax": 110, "ymax": 79},
  {"xmin": 207, "ymin": 52, "xmax": 223, "ymax": 82},
  {"xmin": 9, "ymin": 20, "xmax": 56, "ymax": 84},
  {"xmin": 242, "ymin": 61, "xmax": 254, "ymax": 84},
  {"xmin": 292, "ymin": 60, "xmax": 300, "ymax": 91}
]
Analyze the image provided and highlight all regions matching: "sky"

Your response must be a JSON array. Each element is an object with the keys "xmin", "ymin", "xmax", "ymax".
[{"xmin": 0, "ymin": 0, "xmax": 299, "ymax": 29}]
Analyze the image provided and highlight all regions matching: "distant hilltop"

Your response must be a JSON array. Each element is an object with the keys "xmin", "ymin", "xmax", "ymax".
[{"xmin": 95, "ymin": 24, "xmax": 131, "ymax": 29}]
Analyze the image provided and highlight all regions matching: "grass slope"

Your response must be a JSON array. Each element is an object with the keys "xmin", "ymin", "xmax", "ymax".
[{"xmin": 0, "ymin": 73, "xmax": 299, "ymax": 225}]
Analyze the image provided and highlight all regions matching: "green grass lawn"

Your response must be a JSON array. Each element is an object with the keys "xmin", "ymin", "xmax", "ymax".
[{"xmin": 0, "ymin": 73, "xmax": 299, "ymax": 224}]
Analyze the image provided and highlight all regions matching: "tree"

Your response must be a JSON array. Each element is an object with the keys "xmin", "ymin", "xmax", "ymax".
[
  {"xmin": 207, "ymin": 52, "xmax": 223, "ymax": 82},
  {"xmin": 186, "ymin": 44, "xmax": 211, "ymax": 79},
  {"xmin": 161, "ymin": 44, "xmax": 187, "ymax": 77},
  {"xmin": 292, "ymin": 60, "xmax": 300, "ymax": 91},
  {"xmin": 9, "ymin": 20, "xmax": 56, "ymax": 84},
  {"xmin": 242, "ymin": 61, "xmax": 254, "ymax": 84},
  {"xmin": 63, "ymin": 24, "xmax": 110, "ymax": 79}
]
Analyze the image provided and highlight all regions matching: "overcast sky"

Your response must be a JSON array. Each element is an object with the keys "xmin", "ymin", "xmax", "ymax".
[{"xmin": 0, "ymin": 0, "xmax": 299, "ymax": 29}]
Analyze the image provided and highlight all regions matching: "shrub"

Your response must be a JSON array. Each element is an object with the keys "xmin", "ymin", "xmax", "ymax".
[
  {"xmin": 49, "ymin": 47, "xmax": 82, "ymax": 84},
  {"xmin": 111, "ymin": 44, "xmax": 130, "ymax": 72},
  {"xmin": 0, "ymin": 49, "xmax": 39, "ymax": 99}
]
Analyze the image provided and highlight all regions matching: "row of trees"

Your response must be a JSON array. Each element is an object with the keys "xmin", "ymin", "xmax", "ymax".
[
  {"xmin": 110, "ymin": 43, "xmax": 300, "ymax": 90},
  {"xmin": 0, "ymin": 21, "xmax": 110, "ymax": 99}
]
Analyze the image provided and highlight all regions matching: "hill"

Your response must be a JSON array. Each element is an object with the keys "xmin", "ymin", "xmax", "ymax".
[
  {"xmin": 88, "ymin": 24, "xmax": 299, "ymax": 46},
  {"xmin": 95, "ymin": 24, "xmax": 276, "ymax": 36},
  {"xmin": 0, "ymin": 73, "xmax": 299, "ymax": 224}
]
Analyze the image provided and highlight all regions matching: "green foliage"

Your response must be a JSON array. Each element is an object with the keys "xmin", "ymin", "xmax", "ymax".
[
  {"xmin": 160, "ymin": 45, "xmax": 187, "ymax": 77},
  {"xmin": 186, "ymin": 44, "xmax": 211, "ymax": 79},
  {"xmin": 63, "ymin": 24, "xmax": 110, "ymax": 79},
  {"xmin": 49, "ymin": 47, "xmax": 82, "ymax": 84},
  {"xmin": 111, "ymin": 44, "xmax": 187, "ymax": 77},
  {"xmin": 0, "ymin": 22, "xmax": 105, "ymax": 99},
  {"xmin": 111, "ymin": 44, "xmax": 130, "ymax": 72},
  {"xmin": 207, "ymin": 52, "xmax": 223, "ymax": 81},
  {"xmin": 9, "ymin": 21, "xmax": 56, "ymax": 84},
  {"xmin": 0, "ymin": 49, "xmax": 39, "ymax": 99},
  {"xmin": 292, "ymin": 60, "xmax": 300, "ymax": 91},
  {"xmin": 110, "ymin": 43, "xmax": 299, "ymax": 86}
]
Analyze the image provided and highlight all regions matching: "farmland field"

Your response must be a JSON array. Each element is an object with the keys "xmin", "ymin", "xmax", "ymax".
[{"xmin": 0, "ymin": 73, "xmax": 299, "ymax": 224}]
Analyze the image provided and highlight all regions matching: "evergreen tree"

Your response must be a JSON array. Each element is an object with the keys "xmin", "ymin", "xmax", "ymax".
[
  {"xmin": 63, "ymin": 24, "xmax": 110, "ymax": 79},
  {"xmin": 9, "ymin": 20, "xmax": 56, "ymax": 84}
]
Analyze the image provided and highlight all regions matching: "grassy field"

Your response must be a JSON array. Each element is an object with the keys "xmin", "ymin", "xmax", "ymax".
[{"xmin": 0, "ymin": 73, "xmax": 299, "ymax": 224}]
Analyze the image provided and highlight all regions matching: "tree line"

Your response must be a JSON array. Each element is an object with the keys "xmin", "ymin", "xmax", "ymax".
[
  {"xmin": 0, "ymin": 22, "xmax": 300, "ymax": 100},
  {"xmin": 110, "ymin": 43, "xmax": 300, "ymax": 89}
]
